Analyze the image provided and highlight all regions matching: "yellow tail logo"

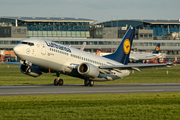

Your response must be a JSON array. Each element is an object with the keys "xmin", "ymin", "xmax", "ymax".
[
  {"xmin": 156, "ymin": 46, "xmax": 159, "ymax": 51},
  {"xmin": 123, "ymin": 39, "xmax": 131, "ymax": 54}
]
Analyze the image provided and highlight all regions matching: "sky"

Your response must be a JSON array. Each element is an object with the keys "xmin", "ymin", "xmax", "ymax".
[{"xmin": 0, "ymin": 0, "xmax": 180, "ymax": 23}]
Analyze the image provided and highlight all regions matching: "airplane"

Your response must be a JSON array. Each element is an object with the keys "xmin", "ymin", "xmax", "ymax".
[
  {"xmin": 129, "ymin": 43, "xmax": 163, "ymax": 61},
  {"xmin": 7, "ymin": 26, "xmax": 169, "ymax": 86},
  {"xmin": 80, "ymin": 42, "xmax": 86, "ymax": 51}
]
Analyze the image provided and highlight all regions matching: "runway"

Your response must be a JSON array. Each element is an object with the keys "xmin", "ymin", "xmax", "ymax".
[{"xmin": 0, "ymin": 83, "xmax": 180, "ymax": 96}]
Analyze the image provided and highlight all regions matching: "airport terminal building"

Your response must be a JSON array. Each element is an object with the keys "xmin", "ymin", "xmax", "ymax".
[
  {"xmin": 92, "ymin": 19, "xmax": 180, "ymax": 40},
  {"xmin": 0, "ymin": 17, "xmax": 95, "ymax": 38},
  {"xmin": 0, "ymin": 17, "xmax": 180, "ymax": 62}
]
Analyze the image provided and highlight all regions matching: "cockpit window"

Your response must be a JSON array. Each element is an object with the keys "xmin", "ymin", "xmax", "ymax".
[{"xmin": 21, "ymin": 42, "xmax": 34, "ymax": 46}]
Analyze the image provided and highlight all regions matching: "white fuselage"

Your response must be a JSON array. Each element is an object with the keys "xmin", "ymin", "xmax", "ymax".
[
  {"xmin": 97, "ymin": 52, "xmax": 161, "ymax": 61},
  {"xmin": 129, "ymin": 53, "xmax": 161, "ymax": 60},
  {"xmin": 14, "ymin": 38, "xmax": 130, "ymax": 81}
]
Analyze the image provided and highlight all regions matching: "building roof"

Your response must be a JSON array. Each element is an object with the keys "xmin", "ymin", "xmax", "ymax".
[
  {"xmin": 0, "ymin": 16, "xmax": 96, "ymax": 23},
  {"xmin": 138, "ymin": 19, "xmax": 180, "ymax": 24},
  {"xmin": 98, "ymin": 19, "xmax": 180, "ymax": 25}
]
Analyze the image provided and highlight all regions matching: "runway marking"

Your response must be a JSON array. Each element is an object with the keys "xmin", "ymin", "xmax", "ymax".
[
  {"xmin": 1, "ymin": 89, "xmax": 180, "ymax": 95},
  {"xmin": 0, "ymin": 86, "xmax": 41, "ymax": 88},
  {"xmin": 1, "ymin": 83, "xmax": 180, "ymax": 88},
  {"xmin": 1, "ymin": 84, "xmax": 180, "ymax": 96}
]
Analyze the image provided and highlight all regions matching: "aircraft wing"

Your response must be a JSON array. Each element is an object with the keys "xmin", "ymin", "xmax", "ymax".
[{"xmin": 99, "ymin": 63, "xmax": 169, "ymax": 72}]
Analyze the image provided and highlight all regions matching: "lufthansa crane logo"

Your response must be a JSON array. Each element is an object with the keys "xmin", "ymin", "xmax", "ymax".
[
  {"xmin": 26, "ymin": 48, "xmax": 30, "ymax": 54},
  {"xmin": 156, "ymin": 46, "xmax": 159, "ymax": 51},
  {"xmin": 123, "ymin": 39, "xmax": 131, "ymax": 54}
]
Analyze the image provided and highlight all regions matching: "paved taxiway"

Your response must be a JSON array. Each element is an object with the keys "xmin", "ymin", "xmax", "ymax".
[{"xmin": 0, "ymin": 83, "xmax": 180, "ymax": 96}]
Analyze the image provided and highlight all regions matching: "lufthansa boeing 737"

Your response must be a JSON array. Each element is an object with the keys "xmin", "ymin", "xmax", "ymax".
[{"xmin": 7, "ymin": 26, "xmax": 169, "ymax": 86}]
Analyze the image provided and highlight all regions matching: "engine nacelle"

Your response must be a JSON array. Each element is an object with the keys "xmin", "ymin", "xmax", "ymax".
[
  {"xmin": 77, "ymin": 62, "xmax": 99, "ymax": 78},
  {"xmin": 20, "ymin": 65, "xmax": 42, "ymax": 77}
]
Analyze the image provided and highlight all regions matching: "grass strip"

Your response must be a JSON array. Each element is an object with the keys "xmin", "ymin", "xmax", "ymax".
[{"xmin": 0, "ymin": 93, "xmax": 180, "ymax": 119}]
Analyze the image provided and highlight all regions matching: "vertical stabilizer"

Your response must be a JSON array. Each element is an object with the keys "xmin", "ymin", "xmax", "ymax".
[
  {"xmin": 80, "ymin": 42, "xmax": 86, "ymax": 51},
  {"xmin": 152, "ymin": 43, "xmax": 160, "ymax": 54},
  {"xmin": 103, "ymin": 26, "xmax": 135, "ymax": 65}
]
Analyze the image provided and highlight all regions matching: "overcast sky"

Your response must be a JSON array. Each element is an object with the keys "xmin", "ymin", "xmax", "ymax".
[{"xmin": 0, "ymin": 0, "xmax": 179, "ymax": 22}]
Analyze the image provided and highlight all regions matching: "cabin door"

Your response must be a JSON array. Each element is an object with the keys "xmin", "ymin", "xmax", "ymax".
[{"xmin": 41, "ymin": 41, "xmax": 46, "ymax": 55}]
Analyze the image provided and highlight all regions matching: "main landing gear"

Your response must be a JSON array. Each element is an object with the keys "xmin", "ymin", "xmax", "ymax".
[
  {"xmin": 84, "ymin": 79, "xmax": 94, "ymax": 86},
  {"xmin": 54, "ymin": 73, "xmax": 64, "ymax": 86}
]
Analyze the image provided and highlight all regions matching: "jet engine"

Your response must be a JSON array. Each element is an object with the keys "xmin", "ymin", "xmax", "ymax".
[
  {"xmin": 20, "ymin": 64, "xmax": 42, "ymax": 77},
  {"xmin": 77, "ymin": 62, "xmax": 99, "ymax": 78}
]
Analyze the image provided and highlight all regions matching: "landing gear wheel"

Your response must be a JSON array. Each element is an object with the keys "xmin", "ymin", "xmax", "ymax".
[
  {"xmin": 89, "ymin": 80, "xmax": 94, "ymax": 86},
  {"xmin": 84, "ymin": 80, "xmax": 89, "ymax": 86},
  {"xmin": 54, "ymin": 79, "xmax": 58, "ymax": 86},
  {"xmin": 58, "ymin": 79, "xmax": 63, "ymax": 86}
]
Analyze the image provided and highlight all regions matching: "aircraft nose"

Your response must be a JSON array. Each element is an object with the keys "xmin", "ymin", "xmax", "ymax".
[{"xmin": 13, "ymin": 45, "xmax": 23, "ymax": 54}]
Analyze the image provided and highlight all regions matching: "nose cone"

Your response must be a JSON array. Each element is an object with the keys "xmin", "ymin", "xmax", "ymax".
[{"xmin": 13, "ymin": 45, "xmax": 23, "ymax": 55}]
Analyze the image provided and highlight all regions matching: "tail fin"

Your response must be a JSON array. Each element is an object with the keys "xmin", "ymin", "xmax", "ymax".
[
  {"xmin": 103, "ymin": 26, "xmax": 135, "ymax": 65},
  {"xmin": 80, "ymin": 42, "xmax": 86, "ymax": 51},
  {"xmin": 152, "ymin": 43, "xmax": 160, "ymax": 54}
]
